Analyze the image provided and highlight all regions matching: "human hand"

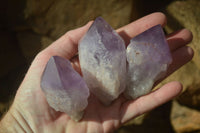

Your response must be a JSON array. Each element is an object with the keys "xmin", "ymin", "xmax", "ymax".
[{"xmin": 0, "ymin": 12, "xmax": 193, "ymax": 133}]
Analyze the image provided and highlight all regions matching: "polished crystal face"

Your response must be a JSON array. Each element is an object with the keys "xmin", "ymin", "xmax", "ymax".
[
  {"xmin": 78, "ymin": 17, "xmax": 126, "ymax": 105},
  {"xmin": 41, "ymin": 56, "xmax": 89, "ymax": 121},
  {"xmin": 125, "ymin": 25, "xmax": 172, "ymax": 99}
]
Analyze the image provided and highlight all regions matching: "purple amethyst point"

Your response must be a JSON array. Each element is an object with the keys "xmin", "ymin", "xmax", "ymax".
[
  {"xmin": 79, "ymin": 17, "xmax": 126, "ymax": 105},
  {"xmin": 41, "ymin": 56, "xmax": 89, "ymax": 121},
  {"xmin": 125, "ymin": 24, "xmax": 172, "ymax": 99}
]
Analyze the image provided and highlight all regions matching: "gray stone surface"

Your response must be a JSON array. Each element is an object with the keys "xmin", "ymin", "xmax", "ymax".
[{"xmin": 24, "ymin": 0, "xmax": 133, "ymax": 40}]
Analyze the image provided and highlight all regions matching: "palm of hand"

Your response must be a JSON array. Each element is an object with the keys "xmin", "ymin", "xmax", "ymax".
[{"xmin": 10, "ymin": 13, "xmax": 193, "ymax": 133}]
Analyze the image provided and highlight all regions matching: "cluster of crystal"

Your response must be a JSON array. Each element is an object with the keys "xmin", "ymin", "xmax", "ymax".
[
  {"xmin": 40, "ymin": 18, "xmax": 172, "ymax": 122},
  {"xmin": 124, "ymin": 25, "xmax": 172, "ymax": 99},
  {"xmin": 41, "ymin": 56, "xmax": 89, "ymax": 121},
  {"xmin": 78, "ymin": 17, "xmax": 126, "ymax": 105}
]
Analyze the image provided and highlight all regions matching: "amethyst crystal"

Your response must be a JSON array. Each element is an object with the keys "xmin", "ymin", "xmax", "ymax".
[
  {"xmin": 125, "ymin": 25, "xmax": 172, "ymax": 99},
  {"xmin": 78, "ymin": 17, "xmax": 126, "ymax": 105},
  {"xmin": 41, "ymin": 56, "xmax": 89, "ymax": 121}
]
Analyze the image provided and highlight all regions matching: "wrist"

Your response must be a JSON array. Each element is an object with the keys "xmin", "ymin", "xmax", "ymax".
[
  {"xmin": 0, "ymin": 106, "xmax": 33, "ymax": 133},
  {"xmin": 0, "ymin": 110, "xmax": 19, "ymax": 132}
]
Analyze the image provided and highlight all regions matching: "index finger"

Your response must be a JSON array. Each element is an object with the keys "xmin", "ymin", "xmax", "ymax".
[{"xmin": 117, "ymin": 12, "xmax": 167, "ymax": 45}]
